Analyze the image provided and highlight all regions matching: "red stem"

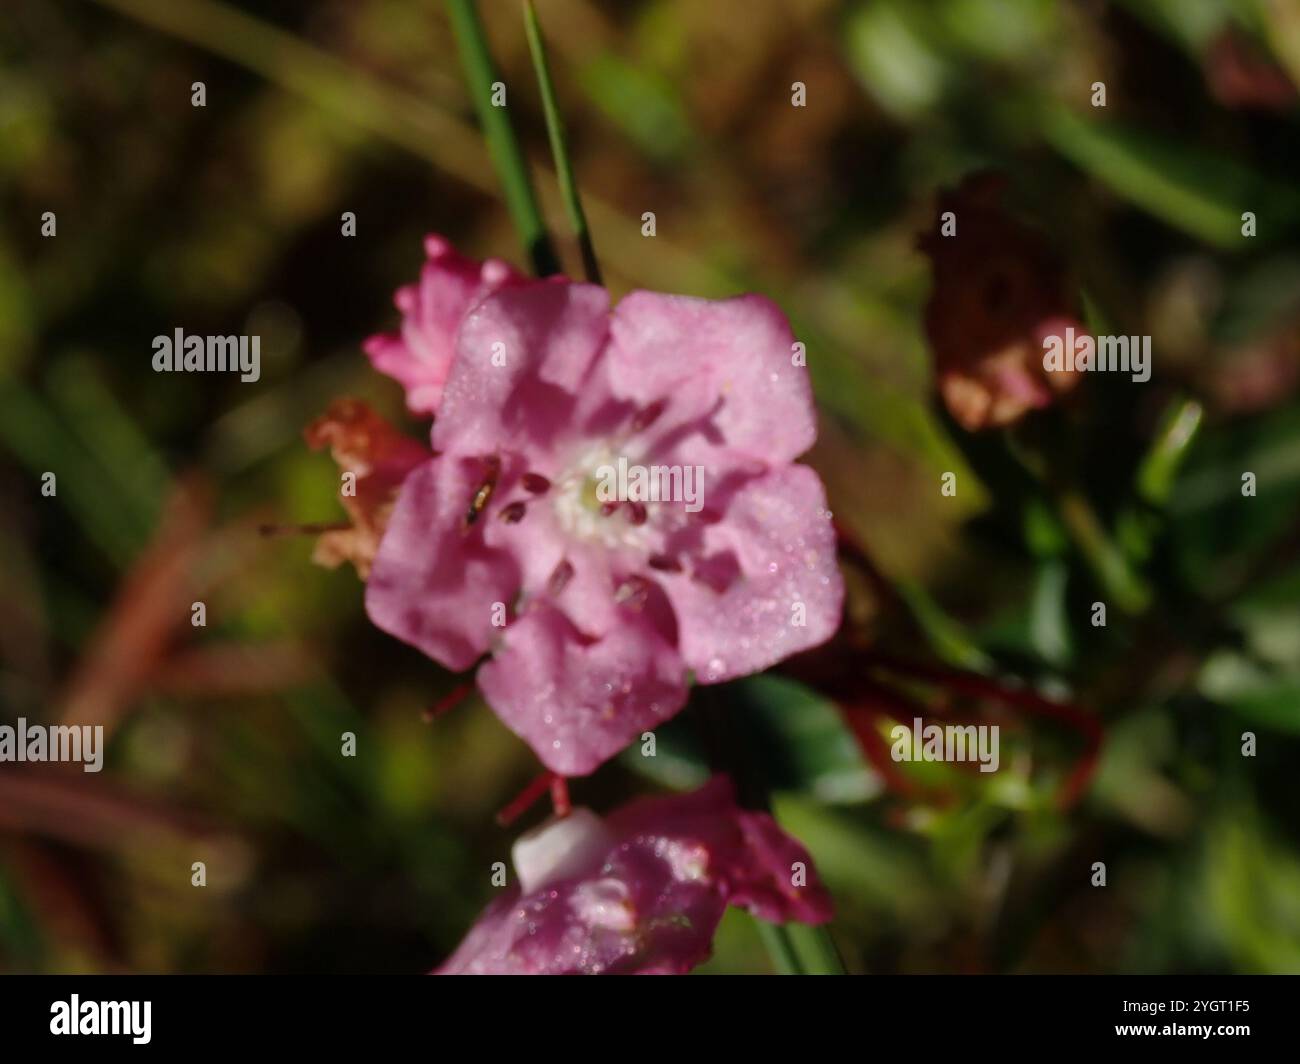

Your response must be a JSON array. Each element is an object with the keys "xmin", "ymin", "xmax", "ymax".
[
  {"xmin": 423, "ymin": 682, "xmax": 474, "ymax": 722},
  {"xmin": 496, "ymin": 771, "xmax": 563, "ymax": 827},
  {"xmin": 549, "ymin": 775, "xmax": 571, "ymax": 818}
]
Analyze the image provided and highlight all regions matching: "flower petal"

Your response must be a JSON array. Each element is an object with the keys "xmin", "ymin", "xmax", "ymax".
[
  {"xmin": 436, "ymin": 776, "xmax": 831, "ymax": 974},
  {"xmin": 607, "ymin": 291, "xmax": 816, "ymax": 464},
  {"xmin": 364, "ymin": 456, "xmax": 521, "ymax": 671},
  {"xmin": 611, "ymin": 776, "xmax": 834, "ymax": 925},
  {"xmin": 434, "ymin": 282, "xmax": 611, "ymax": 456},
  {"xmin": 655, "ymin": 465, "xmax": 842, "ymax": 683},
  {"xmin": 477, "ymin": 602, "xmax": 687, "ymax": 775}
]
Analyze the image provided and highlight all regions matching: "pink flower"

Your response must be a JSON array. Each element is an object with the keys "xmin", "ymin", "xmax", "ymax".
[
  {"xmin": 436, "ymin": 776, "xmax": 833, "ymax": 975},
  {"xmin": 363, "ymin": 262, "xmax": 844, "ymax": 775},
  {"xmin": 363, "ymin": 235, "xmax": 522, "ymax": 415}
]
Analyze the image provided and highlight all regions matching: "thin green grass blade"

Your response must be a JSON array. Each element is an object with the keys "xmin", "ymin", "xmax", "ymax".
[
  {"xmin": 446, "ymin": 0, "xmax": 559, "ymax": 276},
  {"xmin": 523, "ymin": 0, "xmax": 601, "ymax": 284},
  {"xmin": 755, "ymin": 920, "xmax": 806, "ymax": 975},
  {"xmin": 787, "ymin": 923, "xmax": 847, "ymax": 976},
  {"xmin": 1136, "ymin": 394, "xmax": 1204, "ymax": 507}
]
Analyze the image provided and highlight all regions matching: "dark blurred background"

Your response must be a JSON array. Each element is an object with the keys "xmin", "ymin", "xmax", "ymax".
[{"xmin": 2, "ymin": 0, "xmax": 1299, "ymax": 973}]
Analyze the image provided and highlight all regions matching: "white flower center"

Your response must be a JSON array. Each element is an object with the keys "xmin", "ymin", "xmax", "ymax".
[{"xmin": 550, "ymin": 443, "xmax": 658, "ymax": 552}]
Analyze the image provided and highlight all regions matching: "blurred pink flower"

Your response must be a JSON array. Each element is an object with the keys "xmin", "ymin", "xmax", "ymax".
[
  {"xmin": 364, "ymin": 262, "xmax": 843, "ymax": 775},
  {"xmin": 920, "ymin": 173, "xmax": 1083, "ymax": 431},
  {"xmin": 363, "ymin": 235, "xmax": 522, "ymax": 415},
  {"xmin": 436, "ymin": 776, "xmax": 833, "ymax": 975}
]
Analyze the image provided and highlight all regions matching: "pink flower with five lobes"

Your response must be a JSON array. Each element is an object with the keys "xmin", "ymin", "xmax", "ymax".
[
  {"xmin": 436, "ymin": 776, "xmax": 833, "ymax": 975},
  {"xmin": 360, "ymin": 237, "xmax": 845, "ymax": 775}
]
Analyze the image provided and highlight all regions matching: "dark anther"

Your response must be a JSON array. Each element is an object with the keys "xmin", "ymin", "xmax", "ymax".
[
  {"xmin": 548, "ymin": 560, "xmax": 575, "ymax": 596},
  {"xmin": 631, "ymin": 400, "xmax": 667, "ymax": 433}
]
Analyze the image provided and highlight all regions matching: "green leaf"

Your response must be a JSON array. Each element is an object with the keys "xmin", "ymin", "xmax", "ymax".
[
  {"xmin": 622, "ymin": 675, "xmax": 876, "ymax": 803},
  {"xmin": 1136, "ymin": 395, "xmax": 1205, "ymax": 507},
  {"xmin": 843, "ymin": 1, "xmax": 949, "ymax": 120},
  {"xmin": 617, "ymin": 712, "xmax": 710, "ymax": 790},
  {"xmin": 727, "ymin": 675, "xmax": 878, "ymax": 802},
  {"xmin": 1200, "ymin": 652, "xmax": 1300, "ymax": 733},
  {"xmin": 1201, "ymin": 595, "xmax": 1300, "ymax": 734},
  {"xmin": 1028, "ymin": 558, "xmax": 1073, "ymax": 667},
  {"xmin": 1045, "ymin": 107, "xmax": 1300, "ymax": 247},
  {"xmin": 1168, "ymin": 404, "xmax": 1300, "ymax": 595},
  {"xmin": 1200, "ymin": 808, "xmax": 1300, "ymax": 973},
  {"xmin": 576, "ymin": 54, "xmax": 692, "ymax": 163},
  {"xmin": 1211, "ymin": 255, "xmax": 1300, "ymax": 345},
  {"xmin": 772, "ymin": 795, "xmax": 944, "ymax": 923},
  {"xmin": 0, "ymin": 382, "xmax": 146, "ymax": 564}
]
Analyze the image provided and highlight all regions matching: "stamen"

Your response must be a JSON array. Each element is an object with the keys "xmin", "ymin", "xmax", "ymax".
[
  {"xmin": 463, "ymin": 454, "xmax": 502, "ymax": 528},
  {"xmin": 496, "ymin": 771, "xmax": 562, "ymax": 827},
  {"xmin": 548, "ymin": 559, "xmax": 575, "ymax": 596},
  {"xmin": 614, "ymin": 575, "xmax": 651, "ymax": 610},
  {"xmin": 600, "ymin": 501, "xmax": 621, "ymax": 517},
  {"xmin": 632, "ymin": 399, "xmax": 667, "ymax": 433},
  {"xmin": 627, "ymin": 501, "xmax": 648, "ymax": 526},
  {"xmin": 500, "ymin": 501, "xmax": 527, "ymax": 524},
  {"xmin": 522, "ymin": 472, "xmax": 551, "ymax": 494},
  {"xmin": 648, "ymin": 553, "xmax": 682, "ymax": 573}
]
